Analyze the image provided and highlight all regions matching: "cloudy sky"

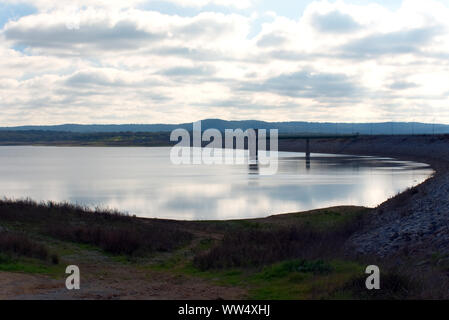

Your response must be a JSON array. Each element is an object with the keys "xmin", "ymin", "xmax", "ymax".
[{"xmin": 1, "ymin": 0, "xmax": 449, "ymax": 125}]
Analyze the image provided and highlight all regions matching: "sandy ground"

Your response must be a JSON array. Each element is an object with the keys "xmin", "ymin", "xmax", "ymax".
[
  {"xmin": 0, "ymin": 270, "xmax": 244, "ymax": 300},
  {"xmin": 0, "ymin": 248, "xmax": 245, "ymax": 300}
]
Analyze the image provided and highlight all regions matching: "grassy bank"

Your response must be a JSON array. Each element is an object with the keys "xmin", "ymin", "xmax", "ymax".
[
  {"xmin": 0, "ymin": 199, "xmax": 192, "ymax": 256},
  {"xmin": 0, "ymin": 199, "xmax": 433, "ymax": 299}
]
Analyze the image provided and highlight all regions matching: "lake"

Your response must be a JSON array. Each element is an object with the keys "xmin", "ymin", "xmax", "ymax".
[{"xmin": 0, "ymin": 146, "xmax": 433, "ymax": 220}]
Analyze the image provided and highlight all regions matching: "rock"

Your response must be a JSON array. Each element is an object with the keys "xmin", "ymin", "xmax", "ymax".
[
  {"xmin": 437, "ymin": 258, "xmax": 449, "ymax": 266},
  {"xmin": 415, "ymin": 260, "xmax": 427, "ymax": 266}
]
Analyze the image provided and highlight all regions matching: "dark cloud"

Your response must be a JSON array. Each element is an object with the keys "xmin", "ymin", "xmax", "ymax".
[
  {"xmin": 240, "ymin": 70, "xmax": 361, "ymax": 98},
  {"xmin": 265, "ymin": 50, "xmax": 317, "ymax": 61},
  {"xmin": 256, "ymin": 33, "xmax": 287, "ymax": 48},
  {"xmin": 389, "ymin": 81, "xmax": 419, "ymax": 90},
  {"xmin": 4, "ymin": 20, "xmax": 163, "ymax": 51},
  {"xmin": 149, "ymin": 46, "xmax": 238, "ymax": 62},
  {"xmin": 146, "ymin": 45, "xmax": 267, "ymax": 65},
  {"xmin": 159, "ymin": 65, "xmax": 215, "ymax": 77},
  {"xmin": 65, "ymin": 71, "xmax": 161, "ymax": 87},
  {"xmin": 198, "ymin": 98, "xmax": 276, "ymax": 110},
  {"xmin": 339, "ymin": 26, "xmax": 441, "ymax": 58},
  {"xmin": 66, "ymin": 72, "xmax": 125, "ymax": 87},
  {"xmin": 174, "ymin": 15, "xmax": 237, "ymax": 39},
  {"xmin": 311, "ymin": 10, "xmax": 361, "ymax": 33}
]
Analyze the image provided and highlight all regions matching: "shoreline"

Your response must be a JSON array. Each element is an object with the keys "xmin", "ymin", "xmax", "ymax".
[{"xmin": 278, "ymin": 135, "xmax": 449, "ymax": 257}]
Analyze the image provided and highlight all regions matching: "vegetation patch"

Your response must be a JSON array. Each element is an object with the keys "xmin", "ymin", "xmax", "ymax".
[
  {"xmin": 193, "ymin": 212, "xmax": 365, "ymax": 270},
  {"xmin": 256, "ymin": 260, "xmax": 333, "ymax": 280},
  {"xmin": 0, "ymin": 199, "xmax": 193, "ymax": 256},
  {"xmin": 0, "ymin": 231, "xmax": 56, "ymax": 262},
  {"xmin": 0, "ymin": 130, "xmax": 172, "ymax": 147},
  {"xmin": 0, "ymin": 254, "xmax": 62, "ymax": 274},
  {"xmin": 178, "ymin": 258, "xmax": 364, "ymax": 300},
  {"xmin": 248, "ymin": 259, "xmax": 364, "ymax": 300}
]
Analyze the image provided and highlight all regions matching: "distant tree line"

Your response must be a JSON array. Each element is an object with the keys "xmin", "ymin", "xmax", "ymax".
[{"xmin": 0, "ymin": 130, "xmax": 173, "ymax": 146}]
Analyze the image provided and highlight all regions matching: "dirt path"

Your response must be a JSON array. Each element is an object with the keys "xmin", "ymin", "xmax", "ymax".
[
  {"xmin": 1, "ymin": 228, "xmax": 245, "ymax": 300},
  {"xmin": 1, "ymin": 263, "xmax": 245, "ymax": 300},
  {"xmin": 0, "ymin": 272, "xmax": 62, "ymax": 299}
]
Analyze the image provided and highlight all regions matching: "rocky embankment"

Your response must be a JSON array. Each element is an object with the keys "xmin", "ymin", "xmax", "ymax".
[{"xmin": 279, "ymin": 135, "xmax": 449, "ymax": 257}]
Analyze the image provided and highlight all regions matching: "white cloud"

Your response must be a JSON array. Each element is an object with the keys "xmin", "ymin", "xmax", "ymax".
[
  {"xmin": 159, "ymin": 0, "xmax": 254, "ymax": 9},
  {"xmin": 3, "ymin": 9, "xmax": 251, "ymax": 55},
  {"xmin": 1, "ymin": 0, "xmax": 449, "ymax": 125},
  {"xmin": 1, "ymin": 0, "xmax": 254, "ymax": 10}
]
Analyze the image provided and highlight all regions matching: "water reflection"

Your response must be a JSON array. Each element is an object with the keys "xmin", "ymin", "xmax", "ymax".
[
  {"xmin": 0, "ymin": 146, "xmax": 433, "ymax": 220},
  {"xmin": 248, "ymin": 163, "xmax": 259, "ymax": 174},
  {"xmin": 306, "ymin": 152, "xmax": 311, "ymax": 170}
]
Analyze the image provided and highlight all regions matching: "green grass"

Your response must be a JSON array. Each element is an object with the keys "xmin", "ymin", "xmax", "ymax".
[
  {"xmin": 254, "ymin": 260, "xmax": 333, "ymax": 280},
  {"xmin": 0, "ymin": 253, "xmax": 64, "ymax": 276},
  {"xmin": 147, "ymin": 254, "xmax": 365, "ymax": 299},
  {"xmin": 173, "ymin": 258, "xmax": 365, "ymax": 300},
  {"xmin": 250, "ymin": 260, "xmax": 364, "ymax": 299},
  {"xmin": 195, "ymin": 207, "xmax": 368, "ymax": 233},
  {"xmin": 288, "ymin": 207, "xmax": 367, "ymax": 230}
]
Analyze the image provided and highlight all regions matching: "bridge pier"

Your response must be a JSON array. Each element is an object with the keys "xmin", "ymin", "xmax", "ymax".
[
  {"xmin": 305, "ymin": 138, "xmax": 311, "ymax": 170},
  {"xmin": 255, "ymin": 129, "xmax": 258, "ymax": 161},
  {"xmin": 305, "ymin": 138, "xmax": 310, "ymax": 158},
  {"xmin": 249, "ymin": 128, "xmax": 259, "ymax": 162}
]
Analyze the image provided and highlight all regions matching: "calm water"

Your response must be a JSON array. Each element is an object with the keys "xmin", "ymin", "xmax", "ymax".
[{"xmin": 0, "ymin": 146, "xmax": 433, "ymax": 220}]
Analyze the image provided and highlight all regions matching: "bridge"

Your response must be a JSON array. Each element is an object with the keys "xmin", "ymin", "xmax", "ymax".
[
  {"xmin": 251, "ymin": 131, "xmax": 359, "ymax": 169},
  {"xmin": 277, "ymin": 134, "xmax": 359, "ymax": 158},
  {"xmin": 253, "ymin": 132, "xmax": 359, "ymax": 157}
]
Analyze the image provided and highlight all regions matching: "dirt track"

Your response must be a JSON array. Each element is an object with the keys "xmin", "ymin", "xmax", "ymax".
[{"xmin": 0, "ymin": 248, "xmax": 245, "ymax": 300}]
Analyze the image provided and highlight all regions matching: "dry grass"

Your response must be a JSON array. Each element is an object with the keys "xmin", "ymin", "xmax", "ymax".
[
  {"xmin": 0, "ymin": 231, "xmax": 50, "ymax": 261},
  {"xmin": 194, "ymin": 214, "xmax": 365, "ymax": 270},
  {"xmin": 0, "ymin": 198, "xmax": 193, "ymax": 256}
]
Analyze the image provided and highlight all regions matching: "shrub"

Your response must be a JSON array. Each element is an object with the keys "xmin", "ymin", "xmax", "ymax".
[
  {"xmin": 0, "ymin": 231, "xmax": 49, "ymax": 261},
  {"xmin": 194, "ymin": 216, "xmax": 363, "ymax": 270},
  {"xmin": 259, "ymin": 259, "xmax": 333, "ymax": 280},
  {"xmin": 51, "ymin": 254, "xmax": 59, "ymax": 265},
  {"xmin": 0, "ymin": 198, "xmax": 193, "ymax": 256},
  {"xmin": 194, "ymin": 227, "xmax": 315, "ymax": 269},
  {"xmin": 45, "ymin": 221, "xmax": 192, "ymax": 256}
]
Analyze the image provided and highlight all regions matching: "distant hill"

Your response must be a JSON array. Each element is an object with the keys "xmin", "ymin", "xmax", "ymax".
[{"xmin": 0, "ymin": 119, "xmax": 448, "ymax": 135}]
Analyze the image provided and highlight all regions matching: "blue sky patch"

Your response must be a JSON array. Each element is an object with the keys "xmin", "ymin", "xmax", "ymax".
[{"xmin": 0, "ymin": 2, "xmax": 37, "ymax": 29}]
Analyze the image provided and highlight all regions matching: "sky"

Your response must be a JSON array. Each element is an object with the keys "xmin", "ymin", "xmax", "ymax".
[{"xmin": 1, "ymin": 0, "xmax": 449, "ymax": 125}]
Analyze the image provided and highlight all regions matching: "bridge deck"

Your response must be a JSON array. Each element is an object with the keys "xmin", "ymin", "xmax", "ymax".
[{"xmin": 277, "ymin": 134, "xmax": 359, "ymax": 140}]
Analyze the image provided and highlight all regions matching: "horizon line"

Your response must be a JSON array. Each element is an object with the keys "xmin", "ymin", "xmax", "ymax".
[{"xmin": 1, "ymin": 119, "xmax": 448, "ymax": 128}]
